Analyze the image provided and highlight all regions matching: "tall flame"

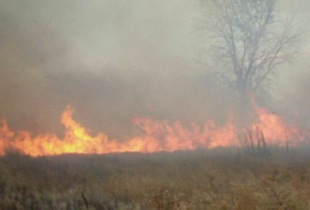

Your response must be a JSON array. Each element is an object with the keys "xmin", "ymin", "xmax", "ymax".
[{"xmin": 0, "ymin": 105, "xmax": 305, "ymax": 157}]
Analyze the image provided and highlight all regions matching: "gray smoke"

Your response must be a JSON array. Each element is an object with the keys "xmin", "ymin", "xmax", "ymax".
[{"xmin": 0, "ymin": 0, "xmax": 309, "ymax": 140}]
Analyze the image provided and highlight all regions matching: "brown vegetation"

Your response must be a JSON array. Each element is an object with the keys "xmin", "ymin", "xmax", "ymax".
[{"xmin": 0, "ymin": 148, "xmax": 310, "ymax": 209}]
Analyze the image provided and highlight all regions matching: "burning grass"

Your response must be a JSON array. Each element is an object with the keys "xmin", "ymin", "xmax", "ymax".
[
  {"xmin": 1, "ymin": 148, "xmax": 310, "ymax": 209},
  {"xmin": 0, "ymin": 105, "xmax": 306, "ymax": 157}
]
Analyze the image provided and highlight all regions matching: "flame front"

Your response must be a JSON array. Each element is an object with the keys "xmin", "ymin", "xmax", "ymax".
[
  {"xmin": 252, "ymin": 107, "xmax": 303, "ymax": 145},
  {"xmin": 0, "ymin": 105, "xmax": 305, "ymax": 157}
]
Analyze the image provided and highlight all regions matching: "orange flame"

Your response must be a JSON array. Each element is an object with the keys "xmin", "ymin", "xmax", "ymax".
[
  {"xmin": 0, "ymin": 105, "xmax": 305, "ymax": 156},
  {"xmin": 252, "ymin": 107, "xmax": 303, "ymax": 145}
]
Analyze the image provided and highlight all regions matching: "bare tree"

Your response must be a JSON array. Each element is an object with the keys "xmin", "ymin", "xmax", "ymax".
[{"xmin": 204, "ymin": 0, "xmax": 301, "ymax": 108}]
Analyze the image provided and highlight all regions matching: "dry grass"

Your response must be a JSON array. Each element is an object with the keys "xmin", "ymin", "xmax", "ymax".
[{"xmin": 0, "ymin": 148, "xmax": 310, "ymax": 209}]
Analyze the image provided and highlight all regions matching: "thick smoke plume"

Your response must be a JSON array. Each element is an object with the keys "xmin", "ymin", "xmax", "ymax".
[{"xmin": 0, "ymin": 0, "xmax": 309, "ymax": 141}]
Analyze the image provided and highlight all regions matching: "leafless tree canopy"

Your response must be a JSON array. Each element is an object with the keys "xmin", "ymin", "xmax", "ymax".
[{"xmin": 206, "ymin": 0, "xmax": 301, "ymax": 104}]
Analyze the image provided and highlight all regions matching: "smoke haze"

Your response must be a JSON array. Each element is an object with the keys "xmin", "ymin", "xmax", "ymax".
[{"xmin": 0, "ymin": 0, "xmax": 309, "ymax": 139}]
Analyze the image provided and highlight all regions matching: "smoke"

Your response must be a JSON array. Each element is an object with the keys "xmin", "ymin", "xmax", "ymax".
[{"xmin": 0, "ymin": 0, "xmax": 309, "ymax": 140}]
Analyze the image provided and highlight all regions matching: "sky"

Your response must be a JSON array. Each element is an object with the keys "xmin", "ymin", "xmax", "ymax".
[{"xmin": 0, "ymin": 0, "xmax": 309, "ymax": 138}]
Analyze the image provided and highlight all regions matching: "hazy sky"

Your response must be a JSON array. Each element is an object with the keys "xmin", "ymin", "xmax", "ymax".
[{"xmin": 0, "ymin": 0, "xmax": 309, "ymax": 138}]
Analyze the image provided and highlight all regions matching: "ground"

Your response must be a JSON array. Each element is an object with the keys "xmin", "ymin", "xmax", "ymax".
[{"xmin": 0, "ymin": 147, "xmax": 310, "ymax": 210}]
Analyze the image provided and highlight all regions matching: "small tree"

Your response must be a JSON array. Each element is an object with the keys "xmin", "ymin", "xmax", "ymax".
[{"xmin": 203, "ymin": 0, "xmax": 301, "ymax": 109}]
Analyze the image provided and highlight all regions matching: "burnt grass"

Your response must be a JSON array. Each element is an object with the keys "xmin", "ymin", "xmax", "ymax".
[{"xmin": 1, "ymin": 147, "xmax": 310, "ymax": 210}]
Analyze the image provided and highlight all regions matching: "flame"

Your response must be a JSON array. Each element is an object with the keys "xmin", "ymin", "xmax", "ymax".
[
  {"xmin": 252, "ymin": 107, "xmax": 303, "ymax": 145},
  {"xmin": 0, "ymin": 105, "xmax": 305, "ymax": 157}
]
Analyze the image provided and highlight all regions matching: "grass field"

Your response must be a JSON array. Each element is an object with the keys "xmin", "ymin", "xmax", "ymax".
[{"xmin": 1, "ymin": 147, "xmax": 310, "ymax": 210}]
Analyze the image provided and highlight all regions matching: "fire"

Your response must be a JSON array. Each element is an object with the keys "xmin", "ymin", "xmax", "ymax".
[
  {"xmin": 132, "ymin": 118, "xmax": 236, "ymax": 151},
  {"xmin": 0, "ymin": 105, "xmax": 305, "ymax": 157},
  {"xmin": 252, "ymin": 107, "xmax": 303, "ymax": 145}
]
